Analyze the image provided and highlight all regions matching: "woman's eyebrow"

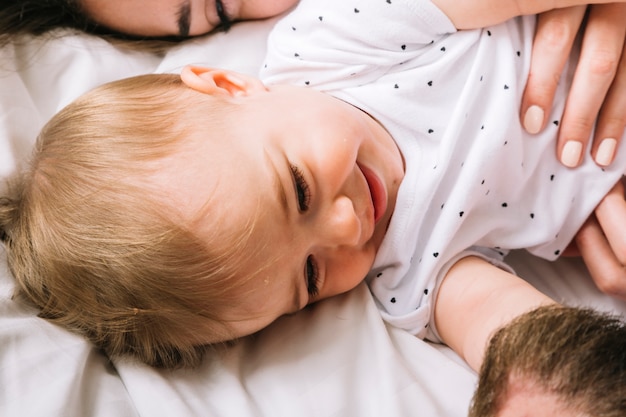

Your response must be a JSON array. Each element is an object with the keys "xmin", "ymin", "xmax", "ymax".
[{"xmin": 177, "ymin": 1, "xmax": 191, "ymax": 37}]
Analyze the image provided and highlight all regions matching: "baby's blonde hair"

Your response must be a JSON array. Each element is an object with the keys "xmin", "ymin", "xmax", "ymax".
[{"xmin": 0, "ymin": 74, "xmax": 263, "ymax": 368}]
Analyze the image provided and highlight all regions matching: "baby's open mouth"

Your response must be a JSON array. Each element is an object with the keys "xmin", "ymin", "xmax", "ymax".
[{"xmin": 358, "ymin": 164, "xmax": 387, "ymax": 224}]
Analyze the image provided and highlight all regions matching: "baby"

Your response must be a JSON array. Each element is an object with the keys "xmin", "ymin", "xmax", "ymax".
[{"xmin": 2, "ymin": 0, "xmax": 626, "ymax": 379}]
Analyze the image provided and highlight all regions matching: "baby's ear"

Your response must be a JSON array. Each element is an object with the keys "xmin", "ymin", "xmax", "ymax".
[{"xmin": 180, "ymin": 65, "xmax": 266, "ymax": 97}]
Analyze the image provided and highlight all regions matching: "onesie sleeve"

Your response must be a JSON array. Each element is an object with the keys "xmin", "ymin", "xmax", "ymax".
[{"xmin": 261, "ymin": 0, "xmax": 457, "ymax": 90}]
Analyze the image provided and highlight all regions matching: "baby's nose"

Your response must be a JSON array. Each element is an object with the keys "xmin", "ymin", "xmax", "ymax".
[{"xmin": 319, "ymin": 195, "xmax": 361, "ymax": 247}]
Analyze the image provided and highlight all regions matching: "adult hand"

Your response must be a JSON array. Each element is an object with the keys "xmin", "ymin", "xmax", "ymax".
[
  {"xmin": 521, "ymin": 4, "xmax": 626, "ymax": 168},
  {"xmin": 574, "ymin": 179, "xmax": 626, "ymax": 300}
]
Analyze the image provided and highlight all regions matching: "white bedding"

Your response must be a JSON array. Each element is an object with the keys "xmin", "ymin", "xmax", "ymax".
[{"xmin": 1, "ymin": 16, "xmax": 625, "ymax": 417}]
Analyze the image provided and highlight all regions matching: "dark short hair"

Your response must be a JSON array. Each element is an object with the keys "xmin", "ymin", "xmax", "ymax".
[{"xmin": 470, "ymin": 305, "xmax": 626, "ymax": 417}]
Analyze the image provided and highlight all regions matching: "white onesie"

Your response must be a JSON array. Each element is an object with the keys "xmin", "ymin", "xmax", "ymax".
[{"xmin": 261, "ymin": 0, "xmax": 626, "ymax": 340}]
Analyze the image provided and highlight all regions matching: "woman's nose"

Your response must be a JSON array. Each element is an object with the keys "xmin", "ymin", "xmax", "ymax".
[{"xmin": 318, "ymin": 195, "xmax": 361, "ymax": 247}]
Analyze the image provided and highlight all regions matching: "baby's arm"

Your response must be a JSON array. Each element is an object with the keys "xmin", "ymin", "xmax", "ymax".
[
  {"xmin": 432, "ymin": 0, "xmax": 626, "ymax": 29},
  {"xmin": 434, "ymin": 256, "xmax": 554, "ymax": 372},
  {"xmin": 574, "ymin": 179, "xmax": 626, "ymax": 299}
]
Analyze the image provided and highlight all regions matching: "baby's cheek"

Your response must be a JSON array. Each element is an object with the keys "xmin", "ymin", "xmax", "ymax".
[{"xmin": 322, "ymin": 254, "xmax": 372, "ymax": 299}]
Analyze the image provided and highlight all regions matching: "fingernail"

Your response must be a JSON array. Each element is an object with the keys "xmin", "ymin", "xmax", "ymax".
[
  {"xmin": 523, "ymin": 105, "xmax": 544, "ymax": 134},
  {"xmin": 561, "ymin": 141, "xmax": 583, "ymax": 168},
  {"xmin": 595, "ymin": 138, "xmax": 617, "ymax": 167}
]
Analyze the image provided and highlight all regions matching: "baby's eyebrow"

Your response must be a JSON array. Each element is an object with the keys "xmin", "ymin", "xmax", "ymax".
[
  {"xmin": 266, "ymin": 151, "xmax": 290, "ymax": 221},
  {"xmin": 290, "ymin": 279, "xmax": 302, "ymax": 314},
  {"xmin": 177, "ymin": 0, "xmax": 191, "ymax": 37},
  {"xmin": 266, "ymin": 153, "xmax": 304, "ymax": 313},
  {"xmin": 286, "ymin": 289, "xmax": 303, "ymax": 316}
]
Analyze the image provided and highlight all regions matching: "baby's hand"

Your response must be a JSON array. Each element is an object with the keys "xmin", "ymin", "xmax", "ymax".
[
  {"xmin": 522, "ymin": 4, "xmax": 626, "ymax": 168},
  {"xmin": 575, "ymin": 179, "xmax": 626, "ymax": 299}
]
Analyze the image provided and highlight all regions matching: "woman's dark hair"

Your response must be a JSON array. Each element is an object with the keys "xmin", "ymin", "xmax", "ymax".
[
  {"xmin": 0, "ymin": 0, "xmax": 183, "ymax": 49},
  {"xmin": 1, "ymin": 1, "xmax": 96, "ymax": 45}
]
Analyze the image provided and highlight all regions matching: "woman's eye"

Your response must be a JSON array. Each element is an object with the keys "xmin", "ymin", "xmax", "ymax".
[
  {"xmin": 215, "ymin": 0, "xmax": 232, "ymax": 31},
  {"xmin": 290, "ymin": 164, "xmax": 311, "ymax": 212},
  {"xmin": 305, "ymin": 255, "xmax": 319, "ymax": 298}
]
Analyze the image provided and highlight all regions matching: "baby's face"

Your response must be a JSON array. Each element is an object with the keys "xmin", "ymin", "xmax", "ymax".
[
  {"xmin": 157, "ymin": 73, "xmax": 404, "ymax": 339},
  {"xmin": 80, "ymin": 0, "xmax": 298, "ymax": 37}
]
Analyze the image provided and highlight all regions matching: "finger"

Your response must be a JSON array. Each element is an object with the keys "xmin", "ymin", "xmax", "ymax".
[
  {"xmin": 594, "ymin": 179, "xmax": 626, "ymax": 264},
  {"xmin": 521, "ymin": 6, "xmax": 586, "ymax": 136},
  {"xmin": 591, "ymin": 36, "xmax": 626, "ymax": 166},
  {"xmin": 557, "ymin": 4, "xmax": 626, "ymax": 168},
  {"xmin": 575, "ymin": 213, "xmax": 626, "ymax": 299}
]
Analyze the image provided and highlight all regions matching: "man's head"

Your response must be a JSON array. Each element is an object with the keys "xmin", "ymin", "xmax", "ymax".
[{"xmin": 470, "ymin": 305, "xmax": 626, "ymax": 417}]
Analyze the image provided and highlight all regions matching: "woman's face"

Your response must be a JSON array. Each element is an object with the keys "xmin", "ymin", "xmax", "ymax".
[{"xmin": 80, "ymin": 0, "xmax": 298, "ymax": 37}]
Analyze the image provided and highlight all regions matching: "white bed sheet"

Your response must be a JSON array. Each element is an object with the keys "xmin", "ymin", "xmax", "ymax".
[{"xmin": 1, "ymin": 16, "xmax": 625, "ymax": 417}]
